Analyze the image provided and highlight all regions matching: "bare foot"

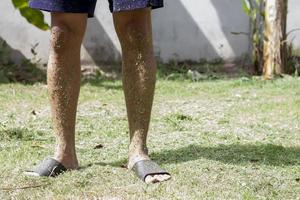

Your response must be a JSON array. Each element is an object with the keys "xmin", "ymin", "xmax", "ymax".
[
  {"xmin": 54, "ymin": 155, "xmax": 78, "ymax": 170},
  {"xmin": 145, "ymin": 174, "xmax": 171, "ymax": 184},
  {"xmin": 54, "ymin": 147, "xmax": 79, "ymax": 170},
  {"xmin": 128, "ymin": 152, "xmax": 171, "ymax": 184}
]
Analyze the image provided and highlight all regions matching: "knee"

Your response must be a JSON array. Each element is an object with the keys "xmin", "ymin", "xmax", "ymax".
[
  {"xmin": 50, "ymin": 23, "xmax": 73, "ymax": 52},
  {"xmin": 119, "ymin": 19, "xmax": 150, "ymax": 48}
]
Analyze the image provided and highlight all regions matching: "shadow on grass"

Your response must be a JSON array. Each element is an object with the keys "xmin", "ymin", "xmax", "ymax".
[
  {"xmin": 90, "ymin": 143, "xmax": 300, "ymax": 168},
  {"xmin": 0, "ymin": 127, "xmax": 47, "ymax": 141}
]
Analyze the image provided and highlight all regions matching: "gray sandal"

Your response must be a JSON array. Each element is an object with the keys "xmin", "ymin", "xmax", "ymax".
[
  {"xmin": 24, "ymin": 158, "xmax": 67, "ymax": 177},
  {"xmin": 132, "ymin": 160, "xmax": 170, "ymax": 182}
]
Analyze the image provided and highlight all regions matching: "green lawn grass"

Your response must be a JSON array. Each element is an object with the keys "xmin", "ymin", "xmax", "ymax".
[{"xmin": 1, "ymin": 76, "xmax": 300, "ymax": 199}]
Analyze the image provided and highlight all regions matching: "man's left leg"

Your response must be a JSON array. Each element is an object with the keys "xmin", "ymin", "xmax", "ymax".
[{"xmin": 113, "ymin": 8, "xmax": 171, "ymax": 184}]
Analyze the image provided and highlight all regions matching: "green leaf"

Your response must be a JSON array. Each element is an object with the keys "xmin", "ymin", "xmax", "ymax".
[
  {"xmin": 11, "ymin": 0, "xmax": 49, "ymax": 31},
  {"xmin": 19, "ymin": 7, "xmax": 49, "ymax": 30},
  {"xmin": 242, "ymin": 0, "xmax": 251, "ymax": 16},
  {"xmin": 12, "ymin": 0, "xmax": 27, "ymax": 9}
]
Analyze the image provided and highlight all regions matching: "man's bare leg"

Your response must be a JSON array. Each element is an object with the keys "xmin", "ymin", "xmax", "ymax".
[
  {"xmin": 48, "ymin": 13, "xmax": 87, "ymax": 169},
  {"xmin": 113, "ymin": 8, "xmax": 171, "ymax": 183}
]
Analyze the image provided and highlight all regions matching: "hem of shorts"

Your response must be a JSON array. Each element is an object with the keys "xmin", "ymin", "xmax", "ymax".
[
  {"xmin": 110, "ymin": 3, "xmax": 163, "ymax": 13},
  {"xmin": 29, "ymin": 2, "xmax": 95, "ymax": 18}
]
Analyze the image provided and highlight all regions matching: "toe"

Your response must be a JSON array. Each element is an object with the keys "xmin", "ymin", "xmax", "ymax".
[
  {"xmin": 163, "ymin": 174, "xmax": 172, "ymax": 180},
  {"xmin": 145, "ymin": 174, "xmax": 171, "ymax": 184},
  {"xmin": 157, "ymin": 174, "xmax": 171, "ymax": 182},
  {"xmin": 145, "ymin": 175, "xmax": 156, "ymax": 184}
]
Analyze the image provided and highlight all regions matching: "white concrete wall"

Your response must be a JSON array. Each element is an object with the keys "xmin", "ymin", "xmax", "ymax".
[
  {"xmin": 152, "ymin": 0, "xmax": 250, "ymax": 62},
  {"xmin": 0, "ymin": 1, "xmax": 50, "ymax": 63},
  {"xmin": 0, "ymin": 0, "xmax": 299, "ymax": 65},
  {"xmin": 287, "ymin": 0, "xmax": 300, "ymax": 50}
]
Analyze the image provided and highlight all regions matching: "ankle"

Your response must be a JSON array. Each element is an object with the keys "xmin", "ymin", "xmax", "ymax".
[
  {"xmin": 128, "ymin": 146, "xmax": 150, "ymax": 169},
  {"xmin": 54, "ymin": 152, "xmax": 78, "ymax": 169},
  {"xmin": 54, "ymin": 145, "xmax": 78, "ymax": 169},
  {"xmin": 55, "ymin": 142, "xmax": 76, "ymax": 154},
  {"xmin": 129, "ymin": 145, "xmax": 148, "ymax": 156}
]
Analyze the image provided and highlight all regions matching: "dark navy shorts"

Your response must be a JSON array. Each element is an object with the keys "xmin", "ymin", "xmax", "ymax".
[{"xmin": 29, "ymin": 0, "xmax": 163, "ymax": 18}]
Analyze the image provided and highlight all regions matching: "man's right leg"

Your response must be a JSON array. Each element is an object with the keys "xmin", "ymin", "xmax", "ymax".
[
  {"xmin": 47, "ymin": 13, "xmax": 87, "ymax": 170},
  {"xmin": 25, "ymin": 13, "xmax": 87, "ymax": 177}
]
